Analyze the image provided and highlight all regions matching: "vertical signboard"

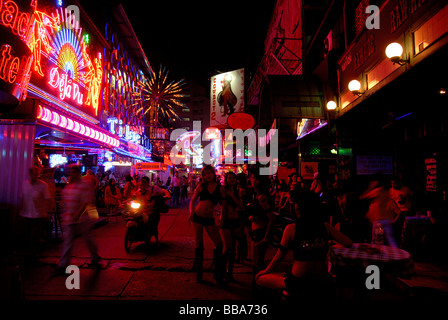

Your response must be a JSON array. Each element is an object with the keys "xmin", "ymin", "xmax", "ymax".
[
  {"xmin": 210, "ymin": 68, "xmax": 244, "ymax": 128},
  {"xmin": 425, "ymin": 157, "xmax": 437, "ymax": 192}
]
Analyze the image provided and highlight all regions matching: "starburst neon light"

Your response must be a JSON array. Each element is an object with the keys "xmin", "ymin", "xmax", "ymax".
[
  {"xmin": 138, "ymin": 65, "xmax": 188, "ymax": 122},
  {"xmin": 50, "ymin": 25, "xmax": 83, "ymax": 82}
]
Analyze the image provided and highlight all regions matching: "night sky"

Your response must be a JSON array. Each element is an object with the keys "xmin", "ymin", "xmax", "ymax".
[{"xmin": 115, "ymin": 0, "xmax": 276, "ymax": 88}]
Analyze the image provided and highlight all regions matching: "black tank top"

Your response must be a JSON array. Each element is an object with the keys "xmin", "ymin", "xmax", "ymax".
[
  {"xmin": 199, "ymin": 183, "xmax": 221, "ymax": 205},
  {"xmin": 293, "ymin": 222, "xmax": 329, "ymax": 261}
]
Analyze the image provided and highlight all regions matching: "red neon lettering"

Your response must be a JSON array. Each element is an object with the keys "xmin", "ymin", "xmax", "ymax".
[
  {"xmin": 1, "ymin": 1, "xmax": 18, "ymax": 29},
  {"xmin": 0, "ymin": 1, "xmax": 32, "ymax": 39},
  {"xmin": 0, "ymin": 45, "xmax": 12, "ymax": 80},
  {"xmin": 48, "ymin": 67, "xmax": 84, "ymax": 105},
  {"xmin": 0, "ymin": 44, "xmax": 30, "ymax": 92}
]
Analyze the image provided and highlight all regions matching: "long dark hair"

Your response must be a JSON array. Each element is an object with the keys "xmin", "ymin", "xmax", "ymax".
[
  {"xmin": 251, "ymin": 172, "xmax": 271, "ymax": 195},
  {"xmin": 291, "ymin": 190, "xmax": 326, "ymax": 239},
  {"xmin": 201, "ymin": 165, "xmax": 217, "ymax": 188},
  {"xmin": 125, "ymin": 174, "xmax": 134, "ymax": 187},
  {"xmin": 224, "ymin": 171, "xmax": 238, "ymax": 197}
]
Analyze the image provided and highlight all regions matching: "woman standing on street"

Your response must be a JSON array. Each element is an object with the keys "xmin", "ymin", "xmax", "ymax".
[
  {"xmin": 189, "ymin": 165, "xmax": 227, "ymax": 285},
  {"xmin": 248, "ymin": 171, "xmax": 276, "ymax": 274},
  {"xmin": 220, "ymin": 171, "xmax": 244, "ymax": 281},
  {"xmin": 104, "ymin": 178, "xmax": 122, "ymax": 217},
  {"xmin": 236, "ymin": 172, "xmax": 251, "ymax": 263}
]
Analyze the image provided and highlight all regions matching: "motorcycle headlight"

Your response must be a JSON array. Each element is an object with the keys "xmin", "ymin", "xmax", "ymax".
[{"xmin": 130, "ymin": 201, "xmax": 141, "ymax": 209}]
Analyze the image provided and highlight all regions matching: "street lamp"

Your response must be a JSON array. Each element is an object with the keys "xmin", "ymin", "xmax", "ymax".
[
  {"xmin": 326, "ymin": 100, "xmax": 337, "ymax": 111},
  {"xmin": 385, "ymin": 42, "xmax": 409, "ymax": 65},
  {"xmin": 348, "ymin": 80, "xmax": 363, "ymax": 96}
]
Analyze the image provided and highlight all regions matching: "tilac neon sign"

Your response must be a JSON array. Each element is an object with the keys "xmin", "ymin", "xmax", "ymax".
[{"xmin": 107, "ymin": 117, "xmax": 142, "ymax": 144}]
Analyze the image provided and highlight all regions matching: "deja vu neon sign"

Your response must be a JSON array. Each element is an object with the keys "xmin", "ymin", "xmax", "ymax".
[{"xmin": 48, "ymin": 67, "xmax": 83, "ymax": 105}]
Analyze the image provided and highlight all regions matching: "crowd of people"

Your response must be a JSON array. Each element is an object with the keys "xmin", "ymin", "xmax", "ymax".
[
  {"xmin": 187, "ymin": 164, "xmax": 430, "ymax": 297},
  {"xmin": 22, "ymin": 161, "xmax": 442, "ymax": 297}
]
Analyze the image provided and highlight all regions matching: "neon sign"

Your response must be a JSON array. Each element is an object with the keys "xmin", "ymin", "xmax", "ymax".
[
  {"xmin": 0, "ymin": 43, "xmax": 33, "ymax": 102},
  {"xmin": 28, "ymin": 4, "xmax": 102, "ymax": 116},
  {"xmin": 0, "ymin": 0, "xmax": 34, "ymax": 41},
  {"xmin": 107, "ymin": 117, "xmax": 142, "ymax": 144},
  {"xmin": 37, "ymin": 105, "xmax": 119, "ymax": 147},
  {"xmin": 0, "ymin": 1, "xmax": 34, "ymax": 102},
  {"xmin": 48, "ymin": 67, "xmax": 83, "ymax": 104},
  {"xmin": 0, "ymin": 44, "xmax": 29, "ymax": 84}
]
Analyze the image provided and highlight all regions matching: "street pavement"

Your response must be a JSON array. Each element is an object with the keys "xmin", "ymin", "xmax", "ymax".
[
  {"xmin": 2, "ymin": 201, "xmax": 448, "ymax": 316},
  {"xmin": 16, "ymin": 204, "xmax": 268, "ymax": 301}
]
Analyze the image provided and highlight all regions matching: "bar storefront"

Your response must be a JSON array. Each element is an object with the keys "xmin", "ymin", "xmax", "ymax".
[
  {"xmin": 26, "ymin": 0, "xmax": 121, "ymax": 182},
  {"xmin": 0, "ymin": 0, "xmax": 153, "ymax": 229},
  {"xmin": 334, "ymin": 0, "xmax": 448, "ymax": 213}
]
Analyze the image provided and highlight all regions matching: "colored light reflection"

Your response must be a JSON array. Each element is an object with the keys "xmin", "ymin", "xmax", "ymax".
[{"xmin": 37, "ymin": 105, "xmax": 119, "ymax": 147}]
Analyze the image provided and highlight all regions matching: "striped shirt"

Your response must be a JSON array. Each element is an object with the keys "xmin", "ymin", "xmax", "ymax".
[{"xmin": 61, "ymin": 180, "xmax": 91, "ymax": 225}]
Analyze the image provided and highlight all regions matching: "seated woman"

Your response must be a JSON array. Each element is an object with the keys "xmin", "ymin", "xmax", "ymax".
[{"xmin": 255, "ymin": 190, "xmax": 352, "ymax": 299}]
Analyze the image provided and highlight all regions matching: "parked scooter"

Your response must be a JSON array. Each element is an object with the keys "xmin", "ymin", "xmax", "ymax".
[{"xmin": 121, "ymin": 198, "xmax": 160, "ymax": 252}]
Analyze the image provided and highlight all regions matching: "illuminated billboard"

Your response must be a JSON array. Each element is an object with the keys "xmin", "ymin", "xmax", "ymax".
[{"xmin": 210, "ymin": 68, "xmax": 244, "ymax": 128}]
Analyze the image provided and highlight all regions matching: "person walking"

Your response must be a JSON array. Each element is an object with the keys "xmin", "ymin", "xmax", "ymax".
[
  {"xmin": 181, "ymin": 176, "xmax": 189, "ymax": 204},
  {"xmin": 55, "ymin": 164, "xmax": 101, "ymax": 274},
  {"xmin": 389, "ymin": 176, "xmax": 414, "ymax": 242},
  {"xmin": 20, "ymin": 166, "xmax": 52, "ymax": 264},
  {"xmin": 171, "ymin": 172, "xmax": 182, "ymax": 207},
  {"xmin": 360, "ymin": 174, "xmax": 401, "ymax": 247},
  {"xmin": 189, "ymin": 165, "xmax": 227, "ymax": 285}
]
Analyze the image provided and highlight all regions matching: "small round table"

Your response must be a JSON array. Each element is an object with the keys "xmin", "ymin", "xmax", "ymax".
[{"xmin": 327, "ymin": 243, "xmax": 415, "ymax": 278}]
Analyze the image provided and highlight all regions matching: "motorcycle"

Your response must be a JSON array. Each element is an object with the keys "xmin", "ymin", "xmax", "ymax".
[{"xmin": 121, "ymin": 198, "xmax": 160, "ymax": 252}]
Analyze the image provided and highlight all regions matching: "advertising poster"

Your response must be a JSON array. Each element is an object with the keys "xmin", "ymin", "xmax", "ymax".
[
  {"xmin": 210, "ymin": 68, "xmax": 245, "ymax": 128},
  {"xmin": 301, "ymin": 162, "xmax": 319, "ymax": 180}
]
